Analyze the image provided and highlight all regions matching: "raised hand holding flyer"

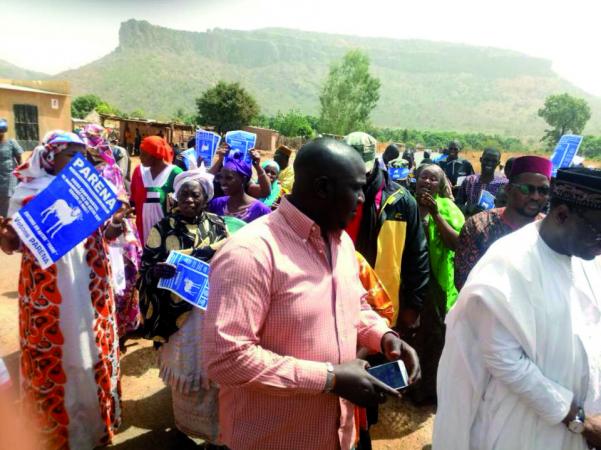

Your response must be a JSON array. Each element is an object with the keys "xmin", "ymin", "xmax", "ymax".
[
  {"xmin": 11, "ymin": 153, "xmax": 121, "ymax": 269},
  {"xmin": 195, "ymin": 129, "xmax": 221, "ymax": 166},
  {"xmin": 158, "ymin": 251, "xmax": 210, "ymax": 310},
  {"xmin": 550, "ymin": 134, "xmax": 583, "ymax": 177},
  {"xmin": 225, "ymin": 130, "xmax": 257, "ymax": 163},
  {"xmin": 477, "ymin": 189, "xmax": 496, "ymax": 210}
]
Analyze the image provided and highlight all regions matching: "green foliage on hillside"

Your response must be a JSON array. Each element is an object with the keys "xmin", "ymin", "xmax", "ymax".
[
  {"xmin": 72, "ymin": 94, "xmax": 103, "ymax": 118},
  {"xmin": 12, "ymin": 19, "xmax": 595, "ymax": 142},
  {"xmin": 196, "ymin": 81, "xmax": 259, "ymax": 133},
  {"xmin": 538, "ymin": 93, "xmax": 591, "ymax": 148},
  {"xmin": 579, "ymin": 136, "xmax": 601, "ymax": 160},
  {"xmin": 254, "ymin": 110, "xmax": 317, "ymax": 137},
  {"xmin": 71, "ymin": 94, "xmax": 124, "ymax": 118},
  {"xmin": 319, "ymin": 50, "xmax": 381, "ymax": 135},
  {"xmin": 0, "ymin": 59, "xmax": 48, "ymax": 80},
  {"xmin": 369, "ymin": 127, "xmax": 523, "ymax": 152}
]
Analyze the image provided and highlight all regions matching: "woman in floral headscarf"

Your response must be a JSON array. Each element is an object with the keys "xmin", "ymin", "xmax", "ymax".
[
  {"xmin": 0, "ymin": 131, "xmax": 126, "ymax": 449},
  {"xmin": 80, "ymin": 124, "xmax": 143, "ymax": 343}
]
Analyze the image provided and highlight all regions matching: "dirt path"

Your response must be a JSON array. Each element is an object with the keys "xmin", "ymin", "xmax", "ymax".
[{"xmin": 0, "ymin": 251, "xmax": 433, "ymax": 449}]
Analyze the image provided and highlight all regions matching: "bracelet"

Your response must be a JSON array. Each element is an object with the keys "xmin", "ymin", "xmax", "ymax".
[{"xmin": 324, "ymin": 362, "xmax": 336, "ymax": 393}]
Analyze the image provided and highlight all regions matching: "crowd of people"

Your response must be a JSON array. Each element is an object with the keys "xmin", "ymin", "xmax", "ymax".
[{"xmin": 0, "ymin": 116, "xmax": 600, "ymax": 450}]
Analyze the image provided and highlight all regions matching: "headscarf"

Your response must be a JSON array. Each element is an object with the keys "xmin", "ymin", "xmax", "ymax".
[
  {"xmin": 140, "ymin": 136, "xmax": 174, "ymax": 163},
  {"xmin": 259, "ymin": 160, "xmax": 281, "ymax": 207},
  {"xmin": 262, "ymin": 159, "xmax": 280, "ymax": 176},
  {"xmin": 14, "ymin": 131, "xmax": 85, "ymax": 182},
  {"xmin": 79, "ymin": 124, "xmax": 115, "ymax": 167},
  {"xmin": 223, "ymin": 151, "xmax": 252, "ymax": 180},
  {"xmin": 173, "ymin": 167, "xmax": 215, "ymax": 201},
  {"xmin": 417, "ymin": 164, "xmax": 454, "ymax": 200},
  {"xmin": 78, "ymin": 124, "xmax": 128, "ymax": 200}
]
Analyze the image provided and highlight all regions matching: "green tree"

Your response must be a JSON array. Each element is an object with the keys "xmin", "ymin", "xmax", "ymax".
[
  {"xmin": 318, "ymin": 50, "xmax": 381, "ymax": 135},
  {"xmin": 71, "ymin": 94, "xmax": 103, "ymax": 118},
  {"xmin": 172, "ymin": 108, "xmax": 196, "ymax": 125},
  {"xmin": 538, "ymin": 93, "xmax": 591, "ymax": 148},
  {"xmin": 196, "ymin": 81, "xmax": 259, "ymax": 133},
  {"xmin": 129, "ymin": 109, "xmax": 146, "ymax": 119},
  {"xmin": 251, "ymin": 114, "xmax": 272, "ymax": 129},
  {"xmin": 95, "ymin": 102, "xmax": 122, "ymax": 116},
  {"xmin": 271, "ymin": 110, "xmax": 315, "ymax": 137}
]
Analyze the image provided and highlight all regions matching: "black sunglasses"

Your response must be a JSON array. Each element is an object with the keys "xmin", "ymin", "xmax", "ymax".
[{"xmin": 511, "ymin": 183, "xmax": 550, "ymax": 196}]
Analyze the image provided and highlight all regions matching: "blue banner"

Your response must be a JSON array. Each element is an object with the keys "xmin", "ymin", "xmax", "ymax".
[
  {"xmin": 158, "ymin": 251, "xmax": 210, "ymax": 310},
  {"xmin": 550, "ymin": 134, "xmax": 583, "ymax": 177},
  {"xmin": 478, "ymin": 189, "xmax": 496, "ymax": 210},
  {"xmin": 195, "ymin": 130, "xmax": 221, "ymax": 166},
  {"xmin": 11, "ymin": 153, "xmax": 121, "ymax": 269},
  {"xmin": 225, "ymin": 130, "xmax": 257, "ymax": 163}
]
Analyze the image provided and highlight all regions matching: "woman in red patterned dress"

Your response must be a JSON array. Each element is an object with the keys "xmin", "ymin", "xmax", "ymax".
[{"xmin": 0, "ymin": 131, "xmax": 125, "ymax": 449}]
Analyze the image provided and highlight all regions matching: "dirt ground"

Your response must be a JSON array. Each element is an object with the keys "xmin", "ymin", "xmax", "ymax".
[{"xmin": 0, "ymin": 251, "xmax": 434, "ymax": 449}]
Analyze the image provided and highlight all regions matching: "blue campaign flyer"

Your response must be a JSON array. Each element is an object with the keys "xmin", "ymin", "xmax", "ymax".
[
  {"xmin": 11, "ymin": 153, "xmax": 121, "ymax": 269},
  {"xmin": 550, "ymin": 134, "xmax": 583, "ymax": 177},
  {"xmin": 388, "ymin": 167, "xmax": 409, "ymax": 181},
  {"xmin": 180, "ymin": 148, "xmax": 197, "ymax": 170},
  {"xmin": 195, "ymin": 130, "xmax": 221, "ymax": 165},
  {"xmin": 158, "ymin": 251, "xmax": 210, "ymax": 310},
  {"xmin": 225, "ymin": 130, "xmax": 257, "ymax": 163},
  {"xmin": 478, "ymin": 189, "xmax": 496, "ymax": 210}
]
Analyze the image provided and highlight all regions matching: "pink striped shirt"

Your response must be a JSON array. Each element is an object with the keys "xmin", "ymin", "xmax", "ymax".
[{"xmin": 203, "ymin": 197, "xmax": 392, "ymax": 450}]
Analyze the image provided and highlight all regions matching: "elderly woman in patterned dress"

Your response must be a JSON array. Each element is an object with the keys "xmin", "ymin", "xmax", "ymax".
[
  {"xmin": 138, "ymin": 168, "xmax": 228, "ymax": 448},
  {"xmin": 0, "ymin": 131, "xmax": 126, "ymax": 449}
]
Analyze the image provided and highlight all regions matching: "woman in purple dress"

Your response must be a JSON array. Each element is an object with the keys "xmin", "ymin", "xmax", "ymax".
[{"xmin": 209, "ymin": 151, "xmax": 271, "ymax": 223}]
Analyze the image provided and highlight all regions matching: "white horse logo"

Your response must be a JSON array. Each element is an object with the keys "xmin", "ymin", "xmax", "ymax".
[
  {"xmin": 40, "ymin": 199, "xmax": 84, "ymax": 239},
  {"xmin": 183, "ymin": 278, "xmax": 202, "ymax": 295}
]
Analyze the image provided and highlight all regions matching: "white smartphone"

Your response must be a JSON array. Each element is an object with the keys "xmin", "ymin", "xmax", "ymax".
[{"xmin": 367, "ymin": 360, "xmax": 409, "ymax": 390}]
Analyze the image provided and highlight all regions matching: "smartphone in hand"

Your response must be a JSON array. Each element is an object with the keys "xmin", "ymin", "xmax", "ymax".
[{"xmin": 367, "ymin": 360, "xmax": 409, "ymax": 390}]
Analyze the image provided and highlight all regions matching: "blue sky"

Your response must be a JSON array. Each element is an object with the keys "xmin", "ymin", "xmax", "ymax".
[{"xmin": 4, "ymin": 0, "xmax": 600, "ymax": 95}]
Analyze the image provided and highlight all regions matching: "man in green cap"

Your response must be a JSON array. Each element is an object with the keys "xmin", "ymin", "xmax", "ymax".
[{"xmin": 344, "ymin": 131, "xmax": 430, "ymax": 446}]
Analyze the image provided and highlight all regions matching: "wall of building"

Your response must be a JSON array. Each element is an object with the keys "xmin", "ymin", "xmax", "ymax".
[
  {"xmin": 0, "ymin": 88, "xmax": 71, "ymax": 149},
  {"xmin": 244, "ymin": 126, "xmax": 279, "ymax": 152}
]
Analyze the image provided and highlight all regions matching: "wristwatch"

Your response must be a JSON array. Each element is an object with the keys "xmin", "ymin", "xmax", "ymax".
[
  {"xmin": 568, "ymin": 407, "xmax": 586, "ymax": 434},
  {"xmin": 323, "ymin": 362, "xmax": 336, "ymax": 393}
]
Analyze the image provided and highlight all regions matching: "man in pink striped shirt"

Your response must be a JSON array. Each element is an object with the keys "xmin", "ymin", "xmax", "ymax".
[{"xmin": 204, "ymin": 138, "xmax": 420, "ymax": 450}]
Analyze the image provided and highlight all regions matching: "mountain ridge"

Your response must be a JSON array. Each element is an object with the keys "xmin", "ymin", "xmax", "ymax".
[
  {"xmin": 0, "ymin": 59, "xmax": 49, "ymax": 81},
  {"xmin": 3, "ymin": 19, "xmax": 601, "ymax": 139}
]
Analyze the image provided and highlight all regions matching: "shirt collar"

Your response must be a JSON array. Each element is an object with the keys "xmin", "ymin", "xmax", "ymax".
[{"xmin": 278, "ymin": 196, "xmax": 342, "ymax": 242}]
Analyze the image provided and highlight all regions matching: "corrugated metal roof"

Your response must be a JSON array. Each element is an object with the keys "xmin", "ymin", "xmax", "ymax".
[{"xmin": 0, "ymin": 82, "xmax": 67, "ymax": 96}]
